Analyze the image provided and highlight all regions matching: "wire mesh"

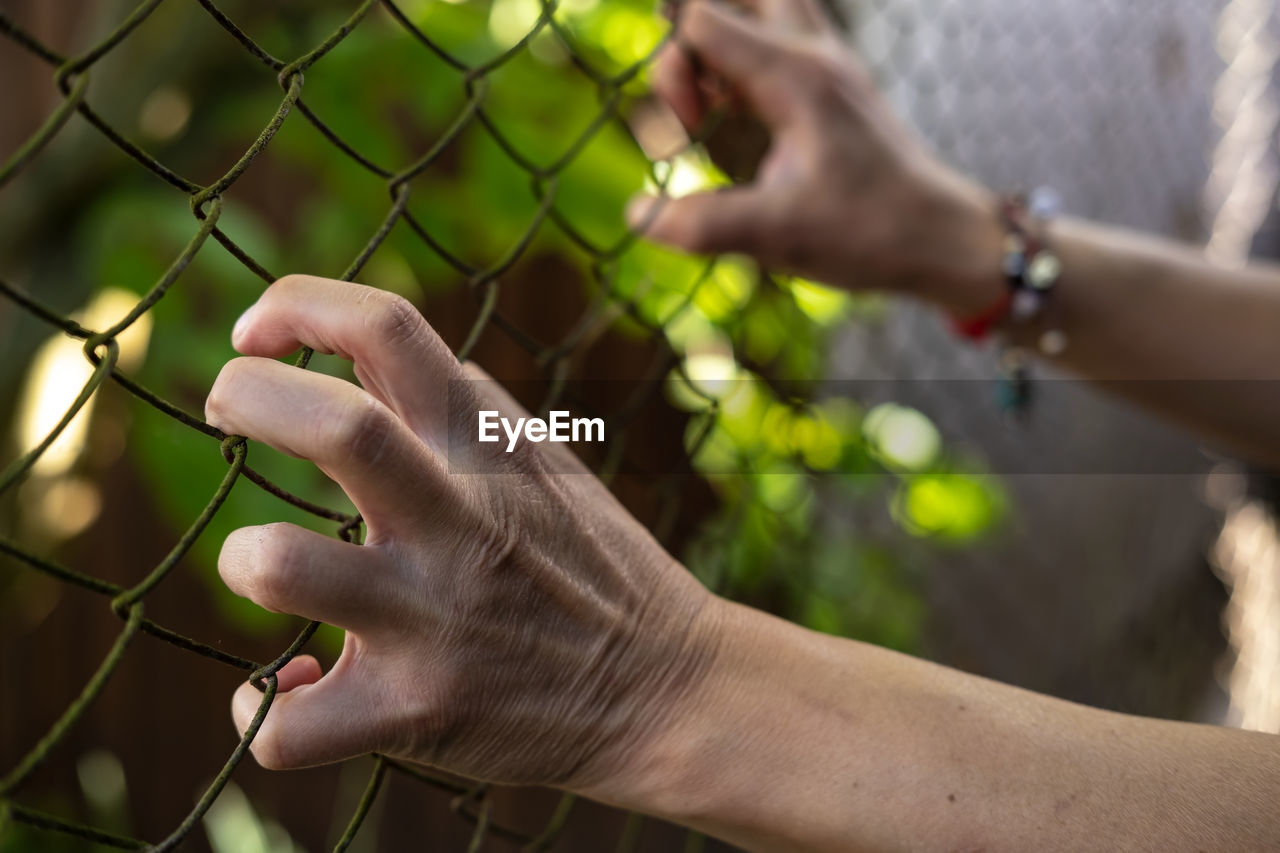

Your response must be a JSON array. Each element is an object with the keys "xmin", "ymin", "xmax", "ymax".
[
  {"xmin": 0, "ymin": 0, "xmax": 730, "ymax": 848},
  {"xmin": 0, "ymin": 0, "xmax": 1252, "ymax": 848}
]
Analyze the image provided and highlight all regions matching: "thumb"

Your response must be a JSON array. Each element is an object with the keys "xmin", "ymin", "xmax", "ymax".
[
  {"xmin": 232, "ymin": 656, "xmax": 381, "ymax": 770},
  {"xmin": 678, "ymin": 0, "xmax": 797, "ymax": 126},
  {"xmin": 628, "ymin": 188, "xmax": 769, "ymax": 257}
]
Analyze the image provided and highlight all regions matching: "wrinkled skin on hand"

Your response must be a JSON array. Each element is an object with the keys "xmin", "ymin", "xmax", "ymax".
[
  {"xmin": 207, "ymin": 0, "xmax": 996, "ymax": 795},
  {"xmin": 208, "ymin": 275, "xmax": 723, "ymax": 787}
]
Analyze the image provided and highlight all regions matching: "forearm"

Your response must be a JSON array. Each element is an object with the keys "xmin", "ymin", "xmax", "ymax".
[
  {"xmin": 584, "ymin": 600, "xmax": 1280, "ymax": 852},
  {"xmin": 926, "ymin": 198, "xmax": 1280, "ymax": 465},
  {"xmin": 641, "ymin": 0, "xmax": 1280, "ymax": 464}
]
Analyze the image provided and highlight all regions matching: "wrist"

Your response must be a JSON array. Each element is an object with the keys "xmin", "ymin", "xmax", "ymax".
[
  {"xmin": 574, "ymin": 600, "xmax": 861, "ymax": 850},
  {"xmin": 569, "ymin": 600, "xmax": 770, "ymax": 807},
  {"xmin": 893, "ymin": 165, "xmax": 1008, "ymax": 317}
]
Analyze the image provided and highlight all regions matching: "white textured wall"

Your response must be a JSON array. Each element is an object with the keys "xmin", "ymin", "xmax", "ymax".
[
  {"xmin": 855, "ymin": 0, "xmax": 1223, "ymax": 237},
  {"xmin": 827, "ymin": 0, "xmax": 1234, "ymax": 716}
]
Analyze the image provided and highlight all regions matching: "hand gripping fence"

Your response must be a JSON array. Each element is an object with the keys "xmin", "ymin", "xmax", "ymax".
[{"xmin": 0, "ymin": 0, "xmax": 735, "ymax": 849}]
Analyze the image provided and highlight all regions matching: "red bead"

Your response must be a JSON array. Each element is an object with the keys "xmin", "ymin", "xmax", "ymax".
[{"xmin": 950, "ymin": 291, "xmax": 1014, "ymax": 340}]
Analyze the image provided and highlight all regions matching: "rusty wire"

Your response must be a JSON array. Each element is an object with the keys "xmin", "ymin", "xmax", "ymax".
[{"xmin": 0, "ymin": 0, "xmax": 725, "ymax": 848}]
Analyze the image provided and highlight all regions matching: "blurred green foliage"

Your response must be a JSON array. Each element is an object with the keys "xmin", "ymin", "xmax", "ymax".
[{"xmin": 24, "ymin": 0, "xmax": 1005, "ymax": 657}]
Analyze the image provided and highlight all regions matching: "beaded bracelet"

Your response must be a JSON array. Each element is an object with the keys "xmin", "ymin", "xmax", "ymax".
[{"xmin": 950, "ymin": 188, "xmax": 1068, "ymax": 414}]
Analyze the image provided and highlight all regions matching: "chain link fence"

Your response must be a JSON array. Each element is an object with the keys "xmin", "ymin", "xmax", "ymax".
[
  {"xmin": 0, "ymin": 0, "xmax": 735, "ymax": 848},
  {"xmin": 0, "ymin": 0, "xmax": 1258, "ymax": 849}
]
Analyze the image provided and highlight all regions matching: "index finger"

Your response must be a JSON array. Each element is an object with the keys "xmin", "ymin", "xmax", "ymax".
[
  {"xmin": 716, "ymin": 0, "xmax": 836, "ymax": 35},
  {"xmin": 233, "ymin": 275, "xmax": 460, "ymax": 447},
  {"xmin": 205, "ymin": 356, "xmax": 448, "ymax": 529},
  {"xmin": 675, "ymin": 1, "xmax": 800, "ymax": 127}
]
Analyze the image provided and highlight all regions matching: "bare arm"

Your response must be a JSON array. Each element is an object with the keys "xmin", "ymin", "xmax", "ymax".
[
  {"xmin": 212, "ymin": 276, "xmax": 1280, "ymax": 852},
  {"xmin": 205, "ymin": 4, "xmax": 1280, "ymax": 848},
  {"xmin": 636, "ymin": 0, "xmax": 1280, "ymax": 466},
  {"xmin": 999, "ymin": 220, "xmax": 1280, "ymax": 463},
  {"xmin": 589, "ymin": 603, "xmax": 1280, "ymax": 852}
]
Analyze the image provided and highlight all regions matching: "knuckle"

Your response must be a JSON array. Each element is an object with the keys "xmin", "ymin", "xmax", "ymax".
[
  {"xmin": 681, "ymin": 1, "xmax": 742, "ymax": 56},
  {"xmin": 788, "ymin": 49, "xmax": 837, "ymax": 93},
  {"xmin": 681, "ymin": 2, "xmax": 716, "ymax": 44},
  {"xmin": 794, "ymin": 49, "xmax": 861, "ymax": 110},
  {"xmin": 365, "ymin": 292, "xmax": 424, "ymax": 348},
  {"xmin": 328, "ymin": 392, "xmax": 397, "ymax": 466},
  {"xmin": 269, "ymin": 273, "xmax": 311, "ymax": 300},
  {"xmin": 459, "ymin": 360, "xmax": 490, "ymax": 383}
]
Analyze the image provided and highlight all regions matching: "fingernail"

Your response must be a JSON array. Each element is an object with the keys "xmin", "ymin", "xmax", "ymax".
[{"xmin": 232, "ymin": 303, "xmax": 256, "ymax": 344}]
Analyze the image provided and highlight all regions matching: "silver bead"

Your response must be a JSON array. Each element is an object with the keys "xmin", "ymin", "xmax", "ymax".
[
  {"xmin": 1039, "ymin": 330, "xmax": 1069, "ymax": 357},
  {"xmin": 1027, "ymin": 252, "xmax": 1061, "ymax": 290},
  {"xmin": 1010, "ymin": 289, "xmax": 1042, "ymax": 321},
  {"xmin": 1029, "ymin": 186, "xmax": 1063, "ymax": 219},
  {"xmin": 1000, "ymin": 345, "xmax": 1031, "ymax": 371}
]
